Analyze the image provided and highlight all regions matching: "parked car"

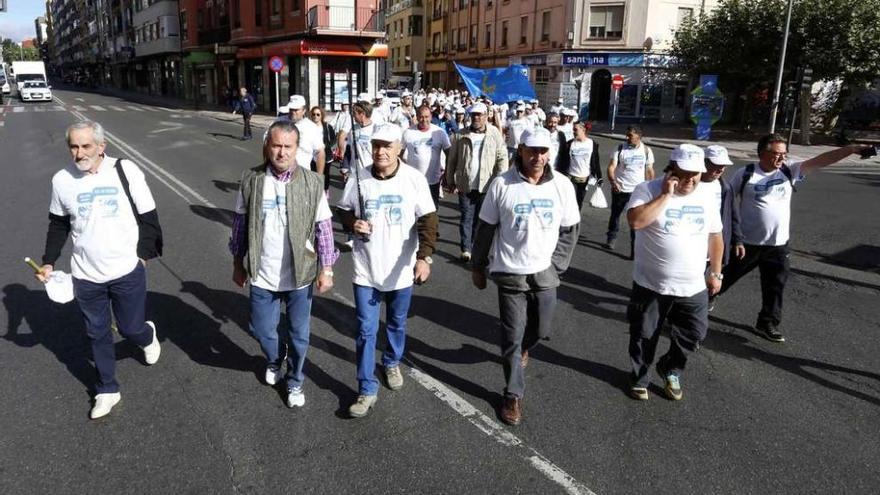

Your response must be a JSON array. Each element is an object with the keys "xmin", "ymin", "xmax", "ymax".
[{"xmin": 19, "ymin": 81, "xmax": 53, "ymax": 102}]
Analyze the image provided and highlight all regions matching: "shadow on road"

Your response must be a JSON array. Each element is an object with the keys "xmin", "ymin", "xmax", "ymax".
[
  {"xmin": 212, "ymin": 179, "xmax": 240, "ymax": 194},
  {"xmin": 190, "ymin": 205, "xmax": 235, "ymax": 228},
  {"xmin": 207, "ymin": 132, "xmax": 245, "ymax": 141},
  {"xmin": 706, "ymin": 316, "xmax": 880, "ymax": 406}
]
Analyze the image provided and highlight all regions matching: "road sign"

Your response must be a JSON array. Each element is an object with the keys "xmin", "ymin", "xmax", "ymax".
[
  {"xmin": 611, "ymin": 74, "xmax": 624, "ymax": 90},
  {"xmin": 269, "ymin": 56, "xmax": 284, "ymax": 73}
]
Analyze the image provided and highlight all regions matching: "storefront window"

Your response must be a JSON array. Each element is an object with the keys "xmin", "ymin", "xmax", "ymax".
[{"xmin": 618, "ymin": 85, "xmax": 638, "ymax": 116}]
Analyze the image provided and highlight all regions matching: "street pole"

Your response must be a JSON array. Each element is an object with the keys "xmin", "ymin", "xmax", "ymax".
[
  {"xmin": 611, "ymin": 88, "xmax": 619, "ymax": 132},
  {"xmin": 275, "ymin": 72, "xmax": 279, "ymax": 115},
  {"xmin": 768, "ymin": 0, "xmax": 794, "ymax": 134}
]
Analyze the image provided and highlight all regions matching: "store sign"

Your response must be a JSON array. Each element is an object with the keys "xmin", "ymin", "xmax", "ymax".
[
  {"xmin": 562, "ymin": 53, "xmax": 608, "ymax": 66},
  {"xmin": 521, "ymin": 55, "xmax": 547, "ymax": 66},
  {"xmin": 562, "ymin": 53, "xmax": 645, "ymax": 67}
]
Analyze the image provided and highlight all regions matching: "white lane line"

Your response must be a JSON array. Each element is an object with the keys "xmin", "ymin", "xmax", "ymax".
[
  {"xmin": 327, "ymin": 291, "xmax": 596, "ymax": 495},
  {"xmin": 69, "ymin": 109, "xmax": 216, "ymax": 208},
  {"xmin": 72, "ymin": 105, "xmax": 86, "ymax": 111},
  {"xmin": 68, "ymin": 107, "xmax": 595, "ymax": 495},
  {"xmin": 0, "ymin": 121, "xmax": 5, "ymax": 127},
  {"xmin": 232, "ymin": 145, "xmax": 251, "ymax": 153},
  {"xmin": 141, "ymin": 106, "xmax": 161, "ymax": 112},
  {"xmin": 109, "ymin": 105, "xmax": 126, "ymax": 111},
  {"xmin": 51, "ymin": 105, "xmax": 66, "ymax": 111},
  {"xmin": 126, "ymin": 105, "xmax": 145, "ymax": 112},
  {"xmin": 90, "ymin": 105, "xmax": 107, "ymax": 111}
]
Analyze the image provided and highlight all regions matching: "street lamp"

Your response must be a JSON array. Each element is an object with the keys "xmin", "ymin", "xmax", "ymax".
[{"xmin": 768, "ymin": 0, "xmax": 794, "ymax": 134}]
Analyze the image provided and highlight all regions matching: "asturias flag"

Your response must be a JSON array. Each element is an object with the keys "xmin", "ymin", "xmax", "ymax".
[{"xmin": 454, "ymin": 63, "xmax": 536, "ymax": 103}]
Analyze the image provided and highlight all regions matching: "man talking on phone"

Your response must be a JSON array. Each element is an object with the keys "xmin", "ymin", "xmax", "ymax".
[{"xmin": 625, "ymin": 144, "xmax": 723, "ymax": 402}]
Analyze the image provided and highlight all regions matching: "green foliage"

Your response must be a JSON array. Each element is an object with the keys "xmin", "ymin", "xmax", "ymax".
[
  {"xmin": 671, "ymin": 0, "xmax": 880, "ymax": 89},
  {"xmin": 1, "ymin": 38, "xmax": 42, "ymax": 62}
]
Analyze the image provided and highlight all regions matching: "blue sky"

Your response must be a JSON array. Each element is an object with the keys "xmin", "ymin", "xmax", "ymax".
[{"xmin": 0, "ymin": 0, "xmax": 49, "ymax": 42}]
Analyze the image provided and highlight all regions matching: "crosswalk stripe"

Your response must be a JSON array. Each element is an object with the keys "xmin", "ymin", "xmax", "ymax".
[
  {"xmin": 34, "ymin": 106, "xmax": 46, "ymax": 112},
  {"xmin": 72, "ymin": 105, "xmax": 86, "ymax": 111},
  {"xmin": 109, "ymin": 106, "xmax": 126, "ymax": 111},
  {"xmin": 90, "ymin": 105, "xmax": 107, "ymax": 111},
  {"xmin": 126, "ymin": 106, "xmax": 145, "ymax": 111},
  {"xmin": 141, "ymin": 106, "xmax": 160, "ymax": 112},
  {"xmin": 13, "ymin": 106, "xmax": 24, "ymax": 113},
  {"xmin": 0, "ymin": 121, "xmax": 5, "ymax": 127},
  {"xmin": 51, "ymin": 105, "xmax": 66, "ymax": 111}
]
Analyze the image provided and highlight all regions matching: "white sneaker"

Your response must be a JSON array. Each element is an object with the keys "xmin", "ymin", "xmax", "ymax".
[
  {"xmin": 265, "ymin": 365, "xmax": 282, "ymax": 386},
  {"xmin": 90, "ymin": 392, "xmax": 121, "ymax": 419},
  {"xmin": 142, "ymin": 321, "xmax": 161, "ymax": 365},
  {"xmin": 286, "ymin": 387, "xmax": 305, "ymax": 408}
]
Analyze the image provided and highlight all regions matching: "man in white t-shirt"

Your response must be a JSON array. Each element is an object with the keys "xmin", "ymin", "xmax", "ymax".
[
  {"xmin": 230, "ymin": 120, "xmax": 338, "ymax": 409},
  {"xmin": 402, "ymin": 105, "xmax": 452, "ymax": 208},
  {"xmin": 505, "ymin": 105, "xmax": 532, "ymax": 160},
  {"xmin": 606, "ymin": 125, "xmax": 655, "ymax": 257},
  {"xmin": 37, "ymin": 121, "xmax": 163, "ymax": 420},
  {"xmin": 550, "ymin": 97, "xmax": 566, "ymax": 115},
  {"xmin": 716, "ymin": 134, "xmax": 872, "ymax": 342},
  {"xmin": 472, "ymin": 127, "xmax": 580, "ymax": 426},
  {"xmin": 625, "ymin": 144, "xmax": 723, "ymax": 402},
  {"xmin": 286, "ymin": 95, "xmax": 326, "ymax": 175},
  {"xmin": 337, "ymin": 124, "xmax": 439, "ymax": 418},
  {"xmin": 332, "ymin": 103, "xmax": 353, "ymax": 163},
  {"xmin": 340, "ymin": 100, "xmax": 378, "ymax": 248}
]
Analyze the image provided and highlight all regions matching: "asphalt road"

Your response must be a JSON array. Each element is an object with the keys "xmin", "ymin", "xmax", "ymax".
[{"xmin": 1, "ymin": 88, "xmax": 878, "ymax": 495}]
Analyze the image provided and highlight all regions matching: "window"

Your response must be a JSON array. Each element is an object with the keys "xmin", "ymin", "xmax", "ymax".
[
  {"xmin": 470, "ymin": 24, "xmax": 477, "ymax": 49},
  {"xmin": 233, "ymin": 0, "xmax": 241, "ymax": 28},
  {"xmin": 458, "ymin": 28, "xmax": 467, "ymax": 50},
  {"xmin": 519, "ymin": 16, "xmax": 528, "ymax": 45},
  {"xmin": 180, "ymin": 11, "xmax": 187, "ymax": 41},
  {"xmin": 541, "ymin": 11, "xmax": 551, "ymax": 42},
  {"xmin": 589, "ymin": 5, "xmax": 624, "ymax": 39},
  {"xmin": 501, "ymin": 20, "xmax": 508, "ymax": 47},
  {"xmin": 291, "ymin": 0, "xmax": 300, "ymax": 12},
  {"xmin": 484, "ymin": 24, "xmax": 491, "ymax": 49},
  {"xmin": 272, "ymin": 0, "xmax": 281, "ymax": 16},
  {"xmin": 433, "ymin": 32, "xmax": 441, "ymax": 53},
  {"xmin": 255, "ymin": 0, "xmax": 262, "ymax": 26},
  {"xmin": 197, "ymin": 9, "xmax": 204, "ymax": 29},
  {"xmin": 677, "ymin": 7, "xmax": 693, "ymax": 27},
  {"xmin": 409, "ymin": 15, "xmax": 422, "ymax": 36},
  {"xmin": 535, "ymin": 68, "xmax": 551, "ymax": 84}
]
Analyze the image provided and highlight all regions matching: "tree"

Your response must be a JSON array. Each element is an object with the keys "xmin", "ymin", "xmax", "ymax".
[
  {"xmin": 670, "ymin": 0, "xmax": 880, "ymax": 128},
  {"xmin": 1, "ymin": 38, "xmax": 41, "ymax": 63}
]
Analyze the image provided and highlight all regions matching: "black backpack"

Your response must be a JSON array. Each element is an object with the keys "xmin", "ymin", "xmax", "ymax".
[{"xmin": 738, "ymin": 163, "xmax": 797, "ymax": 197}]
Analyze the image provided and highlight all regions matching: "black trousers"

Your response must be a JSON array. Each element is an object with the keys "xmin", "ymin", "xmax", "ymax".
[
  {"xmin": 242, "ymin": 113, "xmax": 253, "ymax": 138},
  {"xmin": 498, "ymin": 286, "xmax": 557, "ymax": 398},
  {"xmin": 720, "ymin": 243, "xmax": 790, "ymax": 326},
  {"xmin": 628, "ymin": 283, "xmax": 708, "ymax": 387},
  {"xmin": 570, "ymin": 177, "xmax": 588, "ymax": 211},
  {"xmin": 606, "ymin": 191, "xmax": 634, "ymax": 244}
]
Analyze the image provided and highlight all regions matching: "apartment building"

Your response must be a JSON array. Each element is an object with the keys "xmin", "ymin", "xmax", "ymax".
[
  {"xmin": 422, "ymin": 0, "xmax": 717, "ymax": 123},
  {"xmin": 179, "ymin": 0, "xmax": 236, "ymax": 105},
  {"xmin": 130, "ymin": 0, "xmax": 182, "ymax": 96},
  {"xmin": 385, "ymin": 0, "xmax": 425, "ymax": 88}
]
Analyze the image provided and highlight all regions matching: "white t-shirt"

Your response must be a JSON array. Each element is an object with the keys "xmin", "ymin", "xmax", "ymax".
[
  {"xmin": 479, "ymin": 168, "xmax": 580, "ymax": 275},
  {"xmin": 611, "ymin": 143, "xmax": 655, "ymax": 193},
  {"xmin": 342, "ymin": 122, "xmax": 375, "ymax": 173},
  {"xmin": 48, "ymin": 156, "xmax": 156, "ymax": 283},
  {"xmin": 337, "ymin": 161, "xmax": 436, "ymax": 291},
  {"xmin": 729, "ymin": 162, "xmax": 802, "ymax": 246},
  {"xmin": 559, "ymin": 123, "xmax": 574, "ymax": 142},
  {"xmin": 548, "ymin": 132, "xmax": 561, "ymax": 169},
  {"xmin": 626, "ymin": 180, "xmax": 723, "ymax": 297},
  {"xmin": 234, "ymin": 169, "xmax": 333, "ymax": 291},
  {"xmin": 506, "ymin": 118, "xmax": 532, "ymax": 148},
  {"xmin": 294, "ymin": 118, "xmax": 325, "ymax": 170},
  {"xmin": 402, "ymin": 125, "xmax": 452, "ymax": 184},
  {"xmin": 467, "ymin": 132, "xmax": 486, "ymax": 190},
  {"xmin": 568, "ymin": 138, "xmax": 594, "ymax": 178},
  {"xmin": 332, "ymin": 112, "xmax": 352, "ymax": 136},
  {"xmin": 526, "ymin": 113, "xmax": 540, "ymax": 128}
]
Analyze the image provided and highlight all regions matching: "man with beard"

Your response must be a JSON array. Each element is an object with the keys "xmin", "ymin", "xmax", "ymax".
[{"xmin": 36, "ymin": 120, "xmax": 163, "ymax": 419}]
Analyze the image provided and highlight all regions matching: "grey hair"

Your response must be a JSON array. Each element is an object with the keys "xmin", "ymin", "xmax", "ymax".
[
  {"xmin": 263, "ymin": 119, "xmax": 300, "ymax": 146},
  {"xmin": 66, "ymin": 120, "xmax": 106, "ymax": 145}
]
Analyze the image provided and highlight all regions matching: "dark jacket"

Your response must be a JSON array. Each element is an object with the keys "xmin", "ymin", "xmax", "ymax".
[
  {"xmin": 556, "ymin": 137, "xmax": 601, "ymax": 179},
  {"xmin": 719, "ymin": 177, "xmax": 743, "ymax": 266},
  {"xmin": 233, "ymin": 94, "xmax": 256, "ymax": 115}
]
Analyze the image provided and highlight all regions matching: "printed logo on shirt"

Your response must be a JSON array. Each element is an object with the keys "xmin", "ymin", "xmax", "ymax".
[
  {"xmin": 76, "ymin": 186, "xmax": 121, "ymax": 219},
  {"xmin": 364, "ymin": 194, "xmax": 404, "ymax": 226},
  {"xmin": 261, "ymin": 195, "xmax": 287, "ymax": 225},
  {"xmin": 663, "ymin": 205, "xmax": 705, "ymax": 234},
  {"xmin": 753, "ymin": 178, "xmax": 788, "ymax": 198},
  {"xmin": 512, "ymin": 199, "xmax": 555, "ymax": 231},
  {"xmin": 571, "ymin": 146, "xmax": 591, "ymax": 156}
]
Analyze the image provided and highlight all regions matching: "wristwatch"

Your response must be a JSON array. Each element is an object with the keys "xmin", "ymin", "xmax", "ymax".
[
  {"xmin": 418, "ymin": 256, "xmax": 433, "ymax": 265},
  {"xmin": 708, "ymin": 272, "xmax": 723, "ymax": 281},
  {"xmin": 322, "ymin": 269, "xmax": 334, "ymax": 277}
]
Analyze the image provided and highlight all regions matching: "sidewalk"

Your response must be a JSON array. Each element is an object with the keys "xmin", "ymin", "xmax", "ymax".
[{"xmin": 589, "ymin": 121, "xmax": 870, "ymax": 166}]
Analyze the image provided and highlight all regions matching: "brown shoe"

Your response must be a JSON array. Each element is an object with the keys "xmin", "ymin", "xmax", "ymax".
[
  {"xmin": 520, "ymin": 350, "xmax": 529, "ymax": 368},
  {"xmin": 500, "ymin": 396, "xmax": 522, "ymax": 426}
]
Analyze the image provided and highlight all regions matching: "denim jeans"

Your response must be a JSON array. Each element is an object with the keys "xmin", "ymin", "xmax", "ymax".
[
  {"xmin": 249, "ymin": 284, "xmax": 313, "ymax": 390},
  {"xmin": 457, "ymin": 191, "xmax": 484, "ymax": 252},
  {"xmin": 353, "ymin": 284, "xmax": 413, "ymax": 396},
  {"xmin": 73, "ymin": 263, "xmax": 153, "ymax": 394}
]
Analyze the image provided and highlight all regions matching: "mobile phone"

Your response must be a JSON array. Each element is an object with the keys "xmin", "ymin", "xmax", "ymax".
[{"xmin": 859, "ymin": 144, "xmax": 878, "ymax": 159}]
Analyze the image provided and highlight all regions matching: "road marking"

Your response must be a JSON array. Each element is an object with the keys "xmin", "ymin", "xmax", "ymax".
[
  {"xmin": 126, "ymin": 105, "xmax": 145, "ymax": 112},
  {"xmin": 75, "ymin": 98, "xmax": 85, "ymax": 102},
  {"xmin": 141, "ymin": 106, "xmax": 161, "ymax": 112},
  {"xmin": 0, "ymin": 121, "xmax": 4, "ymax": 127},
  {"xmin": 51, "ymin": 105, "xmax": 66, "ymax": 111},
  {"xmin": 232, "ymin": 145, "xmax": 251, "ymax": 153},
  {"xmin": 109, "ymin": 105, "xmax": 126, "ymax": 111},
  {"xmin": 326, "ymin": 291, "xmax": 596, "ymax": 495},
  {"xmin": 90, "ymin": 105, "xmax": 107, "ymax": 111},
  {"xmin": 65, "ymin": 107, "xmax": 596, "ymax": 494},
  {"xmin": 72, "ymin": 105, "xmax": 86, "ymax": 111},
  {"xmin": 34, "ymin": 106, "xmax": 46, "ymax": 112},
  {"xmin": 13, "ymin": 106, "xmax": 24, "ymax": 113}
]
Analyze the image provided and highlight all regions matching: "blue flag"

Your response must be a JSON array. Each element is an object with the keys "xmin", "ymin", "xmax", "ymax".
[{"xmin": 454, "ymin": 63, "xmax": 536, "ymax": 103}]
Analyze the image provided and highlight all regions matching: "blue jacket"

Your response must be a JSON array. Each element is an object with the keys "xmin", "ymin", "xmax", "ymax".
[{"xmin": 233, "ymin": 94, "xmax": 256, "ymax": 115}]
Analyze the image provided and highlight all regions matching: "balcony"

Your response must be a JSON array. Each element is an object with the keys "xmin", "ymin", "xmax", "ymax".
[
  {"xmin": 387, "ymin": 0, "xmax": 423, "ymax": 17},
  {"xmin": 307, "ymin": 1, "xmax": 385, "ymax": 37}
]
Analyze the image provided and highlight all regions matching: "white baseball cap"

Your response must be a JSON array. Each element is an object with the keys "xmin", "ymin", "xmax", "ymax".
[
  {"xmin": 357, "ymin": 92, "xmax": 372, "ymax": 103},
  {"xmin": 468, "ymin": 102, "xmax": 488, "ymax": 114},
  {"xmin": 557, "ymin": 97, "xmax": 564, "ymax": 102},
  {"xmin": 454, "ymin": 106, "xmax": 465, "ymax": 114},
  {"xmin": 277, "ymin": 104, "xmax": 290, "ymax": 114},
  {"xmin": 670, "ymin": 144, "xmax": 707, "ymax": 172},
  {"xmin": 370, "ymin": 124, "xmax": 402, "ymax": 143},
  {"xmin": 520, "ymin": 128, "xmax": 552, "ymax": 149},
  {"xmin": 705, "ymin": 145, "xmax": 734, "ymax": 166},
  {"xmin": 288, "ymin": 95, "xmax": 306, "ymax": 110}
]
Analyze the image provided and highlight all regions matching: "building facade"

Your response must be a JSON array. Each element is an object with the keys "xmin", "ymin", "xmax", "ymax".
[
  {"xmin": 385, "ymin": 0, "xmax": 424, "ymax": 88},
  {"xmin": 129, "ymin": 0, "xmax": 183, "ymax": 96}
]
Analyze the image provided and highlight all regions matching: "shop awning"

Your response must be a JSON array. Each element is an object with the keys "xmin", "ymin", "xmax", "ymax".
[{"xmin": 236, "ymin": 40, "xmax": 388, "ymax": 59}]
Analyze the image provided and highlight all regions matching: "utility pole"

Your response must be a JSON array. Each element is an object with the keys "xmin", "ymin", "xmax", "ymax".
[{"xmin": 768, "ymin": 0, "xmax": 794, "ymax": 134}]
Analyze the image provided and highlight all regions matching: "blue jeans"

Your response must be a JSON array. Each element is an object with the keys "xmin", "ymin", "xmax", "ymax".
[
  {"xmin": 73, "ymin": 263, "xmax": 153, "ymax": 394},
  {"xmin": 353, "ymin": 284, "xmax": 413, "ymax": 395},
  {"xmin": 457, "ymin": 191, "xmax": 484, "ymax": 252},
  {"xmin": 249, "ymin": 284, "xmax": 313, "ymax": 390}
]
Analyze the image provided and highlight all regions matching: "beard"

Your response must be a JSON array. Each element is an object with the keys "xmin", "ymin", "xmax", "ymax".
[{"xmin": 75, "ymin": 158, "xmax": 94, "ymax": 172}]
